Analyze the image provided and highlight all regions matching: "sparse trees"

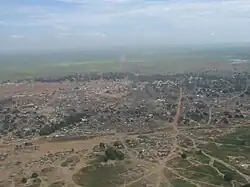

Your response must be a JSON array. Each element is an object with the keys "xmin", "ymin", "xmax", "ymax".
[{"xmin": 103, "ymin": 146, "xmax": 125, "ymax": 161}]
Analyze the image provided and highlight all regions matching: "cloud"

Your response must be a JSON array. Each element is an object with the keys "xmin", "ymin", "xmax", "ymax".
[
  {"xmin": 10, "ymin": 35, "xmax": 25, "ymax": 39},
  {"xmin": 55, "ymin": 0, "xmax": 86, "ymax": 4},
  {"xmin": 1, "ymin": 0, "xmax": 250, "ymax": 51},
  {"xmin": 3, "ymin": 0, "xmax": 250, "ymax": 29}
]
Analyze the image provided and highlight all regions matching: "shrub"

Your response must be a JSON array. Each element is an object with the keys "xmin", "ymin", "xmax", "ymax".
[{"xmin": 224, "ymin": 172, "xmax": 233, "ymax": 181}]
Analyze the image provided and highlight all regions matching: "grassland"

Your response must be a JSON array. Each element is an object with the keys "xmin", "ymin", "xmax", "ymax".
[
  {"xmin": 171, "ymin": 179, "xmax": 196, "ymax": 187},
  {"xmin": 0, "ymin": 61, "xmax": 119, "ymax": 80},
  {"xmin": 73, "ymin": 164, "xmax": 125, "ymax": 187},
  {"xmin": 161, "ymin": 126, "xmax": 250, "ymax": 187},
  {"xmin": 1, "ymin": 45, "xmax": 250, "ymax": 81}
]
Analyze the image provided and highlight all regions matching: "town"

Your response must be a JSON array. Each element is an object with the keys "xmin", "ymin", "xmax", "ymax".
[{"xmin": 1, "ymin": 71, "xmax": 250, "ymax": 187}]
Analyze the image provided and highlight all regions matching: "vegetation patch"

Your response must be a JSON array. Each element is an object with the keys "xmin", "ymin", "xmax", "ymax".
[
  {"xmin": 72, "ymin": 163, "xmax": 126, "ymax": 187},
  {"xmin": 176, "ymin": 159, "xmax": 192, "ymax": 168},
  {"xmin": 61, "ymin": 155, "xmax": 80, "ymax": 167},
  {"xmin": 186, "ymin": 165, "xmax": 227, "ymax": 185},
  {"xmin": 217, "ymin": 127, "xmax": 250, "ymax": 146},
  {"xmin": 48, "ymin": 181, "xmax": 65, "ymax": 187},
  {"xmin": 213, "ymin": 161, "xmax": 247, "ymax": 183},
  {"xmin": 171, "ymin": 179, "xmax": 195, "ymax": 187},
  {"xmin": 25, "ymin": 178, "xmax": 42, "ymax": 187},
  {"xmin": 191, "ymin": 150, "xmax": 211, "ymax": 164}
]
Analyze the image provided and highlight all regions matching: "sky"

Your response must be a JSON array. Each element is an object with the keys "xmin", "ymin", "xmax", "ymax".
[{"xmin": 0, "ymin": 0, "xmax": 250, "ymax": 52}]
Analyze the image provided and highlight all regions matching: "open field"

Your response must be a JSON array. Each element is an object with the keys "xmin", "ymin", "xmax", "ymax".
[
  {"xmin": 1, "ymin": 45, "xmax": 250, "ymax": 81},
  {"xmin": 2, "ymin": 125, "xmax": 250, "ymax": 187},
  {"xmin": 1, "ymin": 45, "xmax": 250, "ymax": 186}
]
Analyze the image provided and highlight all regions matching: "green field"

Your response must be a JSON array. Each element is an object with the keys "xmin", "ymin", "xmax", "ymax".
[
  {"xmin": 73, "ymin": 164, "xmax": 126, "ymax": 187},
  {"xmin": 167, "ymin": 126, "xmax": 250, "ymax": 186},
  {"xmin": 1, "ymin": 45, "xmax": 250, "ymax": 81},
  {"xmin": 0, "ymin": 61, "xmax": 119, "ymax": 80}
]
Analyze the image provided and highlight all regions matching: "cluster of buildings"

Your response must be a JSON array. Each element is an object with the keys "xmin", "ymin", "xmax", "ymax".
[{"xmin": 0, "ymin": 71, "xmax": 249, "ymax": 142}]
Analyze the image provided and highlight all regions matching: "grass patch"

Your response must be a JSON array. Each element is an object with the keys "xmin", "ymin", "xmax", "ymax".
[
  {"xmin": 72, "ymin": 163, "xmax": 126, "ymax": 187},
  {"xmin": 48, "ymin": 181, "xmax": 65, "ymax": 187},
  {"xmin": 189, "ymin": 165, "xmax": 217, "ymax": 176},
  {"xmin": 204, "ymin": 143, "xmax": 250, "ymax": 162},
  {"xmin": 187, "ymin": 165, "xmax": 227, "ymax": 185},
  {"xmin": 216, "ymin": 127, "xmax": 250, "ymax": 146},
  {"xmin": 202, "ymin": 143, "xmax": 231, "ymax": 162},
  {"xmin": 0, "ymin": 61, "xmax": 119, "ymax": 81},
  {"xmin": 192, "ymin": 151, "xmax": 211, "ymax": 164},
  {"xmin": 213, "ymin": 161, "xmax": 232, "ymax": 174},
  {"xmin": 176, "ymin": 159, "xmax": 192, "ymax": 168},
  {"xmin": 61, "ymin": 155, "xmax": 80, "ymax": 167},
  {"xmin": 171, "ymin": 179, "xmax": 195, "ymax": 187},
  {"xmin": 213, "ymin": 161, "xmax": 247, "ymax": 183}
]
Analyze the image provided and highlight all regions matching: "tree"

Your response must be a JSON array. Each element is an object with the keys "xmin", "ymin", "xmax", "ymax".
[
  {"xmin": 31, "ymin": 172, "xmax": 38, "ymax": 178},
  {"xmin": 223, "ymin": 118, "xmax": 229, "ymax": 124},
  {"xmin": 99, "ymin": 142, "xmax": 105, "ymax": 149},
  {"xmin": 224, "ymin": 172, "xmax": 233, "ymax": 181},
  {"xmin": 113, "ymin": 141, "xmax": 121, "ymax": 147},
  {"xmin": 242, "ymin": 184, "xmax": 250, "ymax": 187},
  {"xmin": 115, "ymin": 150, "xmax": 125, "ymax": 160},
  {"xmin": 181, "ymin": 153, "xmax": 187, "ymax": 159},
  {"xmin": 21, "ymin": 177, "xmax": 27, "ymax": 183},
  {"xmin": 39, "ymin": 126, "xmax": 54, "ymax": 136},
  {"xmin": 105, "ymin": 147, "xmax": 117, "ymax": 160},
  {"xmin": 113, "ymin": 141, "xmax": 123, "ymax": 148},
  {"xmin": 102, "ymin": 155, "xmax": 109, "ymax": 162}
]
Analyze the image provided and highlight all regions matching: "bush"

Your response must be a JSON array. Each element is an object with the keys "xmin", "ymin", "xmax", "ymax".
[{"xmin": 224, "ymin": 172, "xmax": 233, "ymax": 181}]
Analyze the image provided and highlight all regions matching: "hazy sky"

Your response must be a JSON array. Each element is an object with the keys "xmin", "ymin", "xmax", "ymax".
[{"xmin": 1, "ymin": 0, "xmax": 250, "ymax": 51}]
